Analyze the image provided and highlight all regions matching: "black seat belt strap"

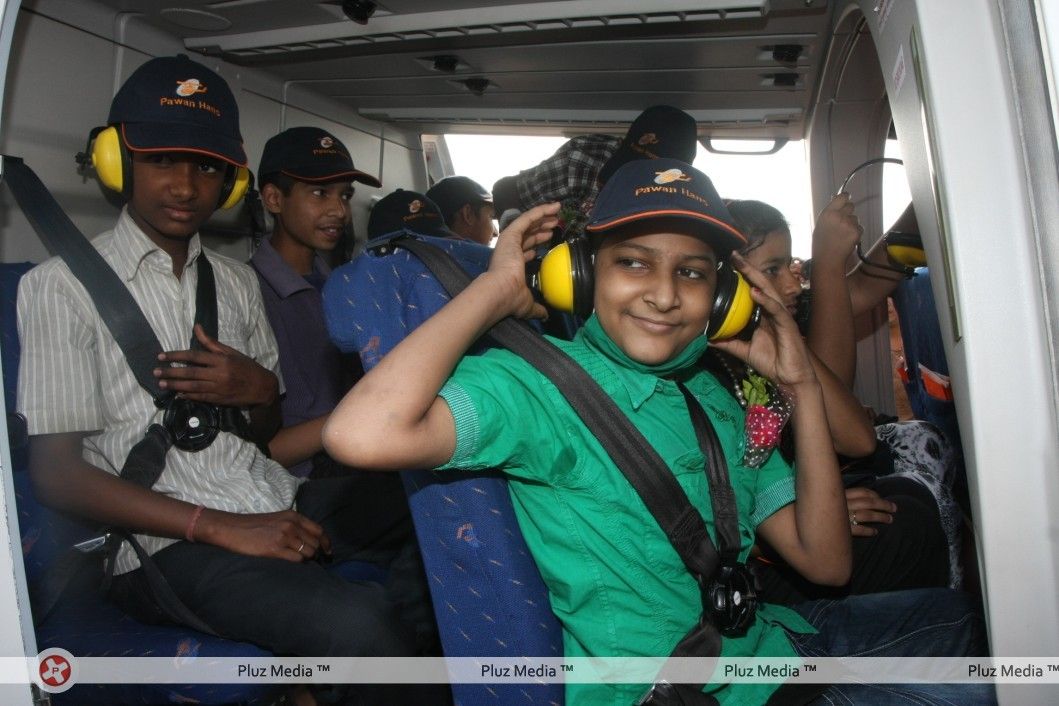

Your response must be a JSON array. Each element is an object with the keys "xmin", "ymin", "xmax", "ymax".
[
  {"xmin": 193, "ymin": 251, "xmax": 218, "ymax": 346},
  {"xmin": 677, "ymin": 383, "xmax": 741, "ymax": 564},
  {"xmin": 2, "ymin": 156, "xmax": 170, "ymax": 401}
]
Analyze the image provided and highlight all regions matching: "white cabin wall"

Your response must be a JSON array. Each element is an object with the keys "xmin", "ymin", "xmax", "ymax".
[
  {"xmin": 0, "ymin": 5, "xmax": 128, "ymax": 263},
  {"xmin": 859, "ymin": 3, "xmax": 1059, "ymax": 704}
]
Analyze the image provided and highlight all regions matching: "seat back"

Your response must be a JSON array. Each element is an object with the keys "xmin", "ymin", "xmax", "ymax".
[{"xmin": 323, "ymin": 234, "xmax": 565, "ymax": 706}]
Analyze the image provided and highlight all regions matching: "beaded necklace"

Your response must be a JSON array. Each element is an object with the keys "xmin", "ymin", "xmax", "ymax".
[{"xmin": 715, "ymin": 353, "xmax": 750, "ymax": 409}]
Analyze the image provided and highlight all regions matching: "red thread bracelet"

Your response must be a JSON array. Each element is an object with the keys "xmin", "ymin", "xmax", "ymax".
[{"xmin": 185, "ymin": 504, "xmax": 205, "ymax": 543}]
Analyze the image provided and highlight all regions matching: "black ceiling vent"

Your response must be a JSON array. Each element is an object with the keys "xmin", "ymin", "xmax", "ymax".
[
  {"xmin": 459, "ymin": 77, "xmax": 492, "ymax": 96},
  {"xmin": 766, "ymin": 72, "xmax": 800, "ymax": 87},
  {"xmin": 431, "ymin": 55, "xmax": 460, "ymax": 73},
  {"xmin": 771, "ymin": 44, "xmax": 803, "ymax": 63},
  {"xmin": 342, "ymin": 0, "xmax": 376, "ymax": 25}
]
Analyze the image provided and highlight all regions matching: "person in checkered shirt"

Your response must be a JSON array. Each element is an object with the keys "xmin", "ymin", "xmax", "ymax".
[{"xmin": 492, "ymin": 105, "xmax": 698, "ymax": 237}]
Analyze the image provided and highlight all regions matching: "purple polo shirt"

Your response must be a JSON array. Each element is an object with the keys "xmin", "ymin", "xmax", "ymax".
[{"xmin": 250, "ymin": 238, "xmax": 362, "ymax": 477}]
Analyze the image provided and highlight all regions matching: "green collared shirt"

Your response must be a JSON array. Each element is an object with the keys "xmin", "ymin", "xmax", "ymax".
[{"xmin": 438, "ymin": 316, "xmax": 813, "ymax": 706}]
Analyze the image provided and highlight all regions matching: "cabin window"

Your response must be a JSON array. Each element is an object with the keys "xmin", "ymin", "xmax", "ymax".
[
  {"xmin": 883, "ymin": 135, "xmax": 912, "ymax": 231},
  {"xmin": 443, "ymin": 134, "xmax": 813, "ymax": 257}
]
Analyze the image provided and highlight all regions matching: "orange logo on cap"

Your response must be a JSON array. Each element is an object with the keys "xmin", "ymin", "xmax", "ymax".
[
  {"xmin": 409, "ymin": 200, "xmax": 422, "ymax": 214},
  {"xmin": 320, "ymin": 136, "xmax": 334, "ymax": 149},
  {"xmin": 175, "ymin": 78, "xmax": 207, "ymax": 97},
  {"xmin": 638, "ymin": 132, "xmax": 660, "ymax": 146},
  {"xmin": 654, "ymin": 168, "xmax": 692, "ymax": 184}
]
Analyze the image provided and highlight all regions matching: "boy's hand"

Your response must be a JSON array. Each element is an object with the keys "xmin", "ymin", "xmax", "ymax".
[
  {"xmin": 155, "ymin": 324, "xmax": 279, "ymax": 408},
  {"xmin": 811, "ymin": 193, "xmax": 863, "ymax": 269},
  {"xmin": 195, "ymin": 507, "xmax": 332, "ymax": 562},
  {"xmin": 485, "ymin": 202, "xmax": 561, "ymax": 320},
  {"xmin": 712, "ymin": 253, "xmax": 817, "ymax": 389}
]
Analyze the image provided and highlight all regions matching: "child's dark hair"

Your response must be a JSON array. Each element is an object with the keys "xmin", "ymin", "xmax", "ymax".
[
  {"xmin": 725, "ymin": 199, "xmax": 789, "ymax": 254},
  {"xmin": 258, "ymin": 172, "xmax": 296, "ymax": 195}
]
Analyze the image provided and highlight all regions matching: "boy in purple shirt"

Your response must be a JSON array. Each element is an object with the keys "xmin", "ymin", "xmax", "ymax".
[
  {"xmin": 250, "ymin": 126, "xmax": 379, "ymax": 476},
  {"xmin": 251, "ymin": 126, "xmax": 439, "ymax": 655}
]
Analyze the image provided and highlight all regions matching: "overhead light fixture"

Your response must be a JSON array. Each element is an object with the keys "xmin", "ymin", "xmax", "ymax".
[{"xmin": 342, "ymin": 0, "xmax": 376, "ymax": 25}]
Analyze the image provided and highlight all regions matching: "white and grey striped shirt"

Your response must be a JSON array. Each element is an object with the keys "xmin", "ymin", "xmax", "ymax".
[{"xmin": 16, "ymin": 209, "xmax": 300, "ymax": 574}]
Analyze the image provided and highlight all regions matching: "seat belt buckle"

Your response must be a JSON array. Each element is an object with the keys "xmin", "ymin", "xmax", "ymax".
[
  {"xmin": 636, "ymin": 680, "xmax": 679, "ymax": 706},
  {"xmin": 701, "ymin": 563, "xmax": 758, "ymax": 637},
  {"xmin": 72, "ymin": 533, "xmax": 112, "ymax": 554}
]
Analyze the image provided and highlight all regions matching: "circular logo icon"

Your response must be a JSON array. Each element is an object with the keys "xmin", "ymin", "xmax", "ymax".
[
  {"xmin": 175, "ymin": 78, "xmax": 207, "ymax": 97},
  {"xmin": 36, "ymin": 648, "xmax": 76, "ymax": 693},
  {"xmin": 654, "ymin": 168, "xmax": 692, "ymax": 185},
  {"xmin": 320, "ymin": 136, "xmax": 334, "ymax": 149}
]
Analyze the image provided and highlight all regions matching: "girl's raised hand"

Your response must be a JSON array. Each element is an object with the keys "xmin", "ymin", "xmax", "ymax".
[
  {"xmin": 812, "ymin": 192, "xmax": 863, "ymax": 267},
  {"xmin": 712, "ymin": 252, "xmax": 817, "ymax": 390},
  {"xmin": 486, "ymin": 202, "xmax": 561, "ymax": 320}
]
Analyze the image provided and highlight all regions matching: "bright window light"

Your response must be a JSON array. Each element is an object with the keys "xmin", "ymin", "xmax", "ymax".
[
  {"xmin": 445, "ymin": 133, "xmax": 567, "ymax": 203},
  {"xmin": 692, "ymin": 141, "xmax": 813, "ymax": 258}
]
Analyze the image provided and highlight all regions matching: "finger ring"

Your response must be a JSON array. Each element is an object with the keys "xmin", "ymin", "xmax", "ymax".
[
  {"xmin": 297, "ymin": 542, "xmax": 305, "ymax": 553},
  {"xmin": 849, "ymin": 512, "xmax": 859, "ymax": 527}
]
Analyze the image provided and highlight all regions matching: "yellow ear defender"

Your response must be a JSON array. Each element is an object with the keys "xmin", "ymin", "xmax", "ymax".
[
  {"xmin": 89, "ymin": 125, "xmax": 128, "ymax": 195},
  {"xmin": 536, "ymin": 239, "xmax": 595, "ymax": 320},
  {"xmin": 220, "ymin": 165, "xmax": 251, "ymax": 211},
  {"xmin": 708, "ymin": 262, "xmax": 758, "ymax": 341},
  {"xmin": 533, "ymin": 238, "xmax": 758, "ymax": 341},
  {"xmin": 883, "ymin": 232, "xmax": 926, "ymax": 269},
  {"xmin": 86, "ymin": 125, "xmax": 250, "ymax": 210}
]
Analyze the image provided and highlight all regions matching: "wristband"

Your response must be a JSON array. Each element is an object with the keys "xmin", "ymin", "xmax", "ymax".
[{"xmin": 185, "ymin": 504, "xmax": 205, "ymax": 543}]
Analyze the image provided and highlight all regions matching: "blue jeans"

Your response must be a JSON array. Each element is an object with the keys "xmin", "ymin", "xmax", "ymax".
[{"xmin": 791, "ymin": 588, "xmax": 997, "ymax": 705}]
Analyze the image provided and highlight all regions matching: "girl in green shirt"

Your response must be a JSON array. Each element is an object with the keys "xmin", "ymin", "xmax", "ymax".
[{"xmin": 326, "ymin": 159, "xmax": 991, "ymax": 706}]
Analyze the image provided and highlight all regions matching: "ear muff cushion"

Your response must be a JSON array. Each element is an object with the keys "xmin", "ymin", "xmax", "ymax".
[
  {"xmin": 219, "ymin": 166, "xmax": 250, "ymax": 210},
  {"xmin": 538, "ymin": 239, "xmax": 594, "ymax": 317},
  {"xmin": 538, "ymin": 242, "xmax": 576, "ymax": 314},
  {"xmin": 708, "ymin": 265, "xmax": 756, "ymax": 341},
  {"xmin": 90, "ymin": 126, "xmax": 126, "ymax": 195},
  {"xmin": 569, "ymin": 238, "xmax": 595, "ymax": 318}
]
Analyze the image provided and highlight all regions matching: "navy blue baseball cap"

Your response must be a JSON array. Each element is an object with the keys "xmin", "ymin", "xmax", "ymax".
[
  {"xmin": 368, "ymin": 189, "xmax": 455, "ymax": 238},
  {"xmin": 586, "ymin": 158, "xmax": 746, "ymax": 253},
  {"xmin": 258, "ymin": 127, "xmax": 381, "ymax": 186},
  {"xmin": 597, "ymin": 105, "xmax": 699, "ymax": 185},
  {"xmin": 426, "ymin": 176, "xmax": 492, "ymax": 222},
  {"xmin": 107, "ymin": 54, "xmax": 247, "ymax": 167}
]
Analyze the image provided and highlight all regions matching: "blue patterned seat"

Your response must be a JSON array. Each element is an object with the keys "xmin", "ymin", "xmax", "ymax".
[
  {"xmin": 324, "ymin": 233, "xmax": 565, "ymax": 706},
  {"xmin": 1, "ymin": 261, "xmax": 385, "ymax": 705},
  {"xmin": 890, "ymin": 267, "xmax": 968, "ymax": 510}
]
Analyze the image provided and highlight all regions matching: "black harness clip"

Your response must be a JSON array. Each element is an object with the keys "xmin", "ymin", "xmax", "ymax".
[
  {"xmin": 701, "ymin": 563, "xmax": 758, "ymax": 637},
  {"xmin": 160, "ymin": 396, "xmax": 220, "ymax": 452}
]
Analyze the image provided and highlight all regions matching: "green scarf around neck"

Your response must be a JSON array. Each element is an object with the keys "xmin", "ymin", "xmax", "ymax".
[{"xmin": 578, "ymin": 314, "xmax": 708, "ymax": 378}]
